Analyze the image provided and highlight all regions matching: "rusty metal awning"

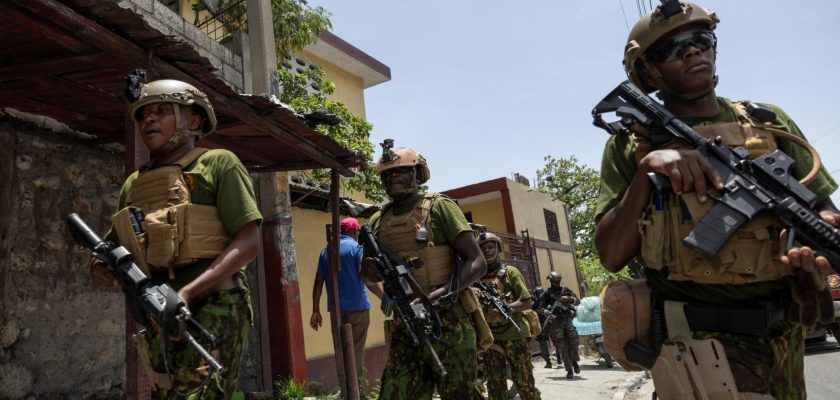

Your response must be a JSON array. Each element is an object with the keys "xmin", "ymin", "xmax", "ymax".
[{"xmin": 0, "ymin": 0, "xmax": 358, "ymax": 175}]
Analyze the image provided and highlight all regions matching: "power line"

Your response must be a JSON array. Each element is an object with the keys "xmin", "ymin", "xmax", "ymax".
[
  {"xmin": 812, "ymin": 122, "xmax": 840, "ymax": 144},
  {"xmin": 618, "ymin": 0, "xmax": 631, "ymax": 32},
  {"xmin": 635, "ymin": 0, "xmax": 643, "ymax": 18}
]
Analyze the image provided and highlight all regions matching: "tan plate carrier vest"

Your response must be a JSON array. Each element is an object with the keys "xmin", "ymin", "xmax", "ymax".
[
  {"xmin": 112, "ymin": 148, "xmax": 230, "ymax": 278},
  {"xmin": 633, "ymin": 102, "xmax": 793, "ymax": 285},
  {"xmin": 377, "ymin": 193, "xmax": 493, "ymax": 351}
]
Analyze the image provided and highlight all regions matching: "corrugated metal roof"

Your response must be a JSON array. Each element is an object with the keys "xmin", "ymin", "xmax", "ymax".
[{"xmin": 0, "ymin": 0, "xmax": 358, "ymax": 175}]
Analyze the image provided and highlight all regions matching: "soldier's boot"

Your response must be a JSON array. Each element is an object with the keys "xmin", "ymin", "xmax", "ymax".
[
  {"xmin": 573, "ymin": 362, "xmax": 580, "ymax": 374},
  {"xmin": 565, "ymin": 370, "xmax": 574, "ymax": 379},
  {"xmin": 544, "ymin": 360, "xmax": 552, "ymax": 368},
  {"xmin": 556, "ymin": 352, "xmax": 563, "ymax": 368}
]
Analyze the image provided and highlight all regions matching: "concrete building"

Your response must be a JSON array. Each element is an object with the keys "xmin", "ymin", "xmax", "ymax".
[
  {"xmin": 443, "ymin": 176, "xmax": 583, "ymax": 296},
  {"xmin": 287, "ymin": 31, "xmax": 392, "ymax": 392}
]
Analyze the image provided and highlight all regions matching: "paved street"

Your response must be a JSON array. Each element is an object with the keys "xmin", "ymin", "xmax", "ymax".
[{"xmin": 529, "ymin": 354, "xmax": 645, "ymax": 400}]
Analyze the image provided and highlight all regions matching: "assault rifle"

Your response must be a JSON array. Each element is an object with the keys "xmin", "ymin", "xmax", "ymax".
[
  {"xmin": 66, "ymin": 213, "xmax": 223, "ymax": 374},
  {"xmin": 541, "ymin": 297, "xmax": 574, "ymax": 332},
  {"xmin": 592, "ymin": 81, "xmax": 840, "ymax": 272},
  {"xmin": 473, "ymin": 281, "xmax": 521, "ymax": 332},
  {"xmin": 358, "ymin": 225, "xmax": 448, "ymax": 376}
]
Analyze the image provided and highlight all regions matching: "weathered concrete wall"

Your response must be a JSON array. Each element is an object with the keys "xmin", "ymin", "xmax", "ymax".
[
  {"xmin": 0, "ymin": 114, "xmax": 269, "ymax": 398},
  {"xmin": 116, "ymin": 0, "xmax": 246, "ymax": 92},
  {"xmin": 0, "ymin": 115, "xmax": 126, "ymax": 399}
]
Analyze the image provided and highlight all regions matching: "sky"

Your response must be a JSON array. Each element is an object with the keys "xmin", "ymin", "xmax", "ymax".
[{"xmin": 310, "ymin": 0, "xmax": 840, "ymax": 205}]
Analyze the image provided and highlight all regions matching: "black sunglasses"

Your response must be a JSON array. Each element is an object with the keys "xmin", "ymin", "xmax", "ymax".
[{"xmin": 647, "ymin": 30, "xmax": 717, "ymax": 63}]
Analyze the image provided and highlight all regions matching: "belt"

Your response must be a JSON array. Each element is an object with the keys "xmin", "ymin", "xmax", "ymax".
[{"xmin": 683, "ymin": 301, "xmax": 787, "ymax": 336}]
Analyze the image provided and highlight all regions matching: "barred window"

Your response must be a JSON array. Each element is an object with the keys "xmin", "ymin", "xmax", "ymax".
[{"xmin": 544, "ymin": 209, "xmax": 560, "ymax": 243}]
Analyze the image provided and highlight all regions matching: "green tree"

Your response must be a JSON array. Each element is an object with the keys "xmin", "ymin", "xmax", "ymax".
[
  {"xmin": 536, "ymin": 155, "xmax": 599, "ymax": 259},
  {"xmin": 215, "ymin": 0, "xmax": 332, "ymax": 61},
  {"xmin": 215, "ymin": 0, "xmax": 384, "ymax": 201},
  {"xmin": 278, "ymin": 67, "xmax": 385, "ymax": 202},
  {"xmin": 536, "ymin": 155, "xmax": 630, "ymax": 295}
]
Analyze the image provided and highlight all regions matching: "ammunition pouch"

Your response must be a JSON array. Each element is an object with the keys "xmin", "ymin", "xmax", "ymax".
[
  {"xmin": 113, "ymin": 203, "xmax": 230, "ymax": 276},
  {"xmin": 112, "ymin": 148, "xmax": 230, "ymax": 277},
  {"xmin": 633, "ymin": 105, "xmax": 795, "ymax": 285}
]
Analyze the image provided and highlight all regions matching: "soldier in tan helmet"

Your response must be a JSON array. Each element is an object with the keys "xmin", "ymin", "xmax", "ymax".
[
  {"xmin": 361, "ymin": 140, "xmax": 488, "ymax": 399},
  {"xmin": 90, "ymin": 79, "xmax": 262, "ymax": 399},
  {"xmin": 475, "ymin": 232, "xmax": 541, "ymax": 399},
  {"xmin": 594, "ymin": 1, "xmax": 839, "ymax": 399}
]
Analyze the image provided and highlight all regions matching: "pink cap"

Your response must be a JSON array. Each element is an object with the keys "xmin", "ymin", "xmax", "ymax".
[{"xmin": 339, "ymin": 217, "xmax": 361, "ymax": 233}]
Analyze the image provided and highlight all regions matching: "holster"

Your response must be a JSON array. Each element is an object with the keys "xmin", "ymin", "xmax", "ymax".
[{"xmin": 651, "ymin": 335, "xmax": 777, "ymax": 400}]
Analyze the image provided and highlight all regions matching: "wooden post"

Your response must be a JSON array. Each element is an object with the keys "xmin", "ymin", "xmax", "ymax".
[
  {"xmin": 342, "ymin": 324, "xmax": 360, "ymax": 400},
  {"xmin": 124, "ymin": 113, "xmax": 149, "ymax": 400},
  {"xmin": 327, "ymin": 168, "xmax": 347, "ymax": 396},
  {"xmin": 257, "ymin": 172, "xmax": 308, "ymax": 384}
]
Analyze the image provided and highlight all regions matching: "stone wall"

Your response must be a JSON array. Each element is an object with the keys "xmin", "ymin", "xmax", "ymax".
[
  {"xmin": 0, "ymin": 114, "xmax": 268, "ymax": 399},
  {"xmin": 0, "ymin": 115, "xmax": 126, "ymax": 399}
]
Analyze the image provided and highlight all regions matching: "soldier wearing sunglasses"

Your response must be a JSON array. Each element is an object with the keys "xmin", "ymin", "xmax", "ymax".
[{"xmin": 594, "ymin": 1, "xmax": 839, "ymax": 399}]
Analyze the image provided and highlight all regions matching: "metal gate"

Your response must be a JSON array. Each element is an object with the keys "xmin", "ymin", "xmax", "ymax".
[{"xmin": 493, "ymin": 229, "xmax": 541, "ymax": 290}]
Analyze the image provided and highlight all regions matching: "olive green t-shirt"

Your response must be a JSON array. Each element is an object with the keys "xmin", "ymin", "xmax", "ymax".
[
  {"xmin": 112, "ymin": 148, "xmax": 263, "ymax": 288},
  {"xmin": 487, "ymin": 264, "xmax": 533, "ymax": 341},
  {"xmin": 594, "ymin": 98, "xmax": 838, "ymax": 304}
]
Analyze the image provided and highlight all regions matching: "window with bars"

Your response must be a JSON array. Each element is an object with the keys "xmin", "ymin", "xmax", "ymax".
[{"xmin": 544, "ymin": 209, "xmax": 561, "ymax": 243}]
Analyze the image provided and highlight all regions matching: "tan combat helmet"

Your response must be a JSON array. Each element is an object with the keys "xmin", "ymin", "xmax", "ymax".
[
  {"xmin": 128, "ymin": 79, "xmax": 217, "ymax": 137},
  {"xmin": 624, "ymin": 1, "xmax": 719, "ymax": 99},
  {"xmin": 479, "ymin": 232, "xmax": 504, "ymax": 253},
  {"xmin": 375, "ymin": 145, "xmax": 431, "ymax": 184},
  {"xmin": 479, "ymin": 231, "xmax": 504, "ymax": 266}
]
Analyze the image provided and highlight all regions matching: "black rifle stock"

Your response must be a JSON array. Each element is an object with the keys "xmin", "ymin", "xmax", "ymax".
[
  {"xmin": 66, "ymin": 213, "xmax": 223, "ymax": 374},
  {"xmin": 592, "ymin": 81, "xmax": 840, "ymax": 272},
  {"xmin": 473, "ymin": 281, "xmax": 521, "ymax": 332},
  {"xmin": 358, "ymin": 225, "xmax": 448, "ymax": 376}
]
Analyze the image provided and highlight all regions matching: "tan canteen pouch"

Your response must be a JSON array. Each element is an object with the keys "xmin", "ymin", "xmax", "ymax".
[
  {"xmin": 462, "ymin": 287, "xmax": 494, "ymax": 352},
  {"xmin": 521, "ymin": 309, "xmax": 542, "ymax": 337},
  {"xmin": 600, "ymin": 279, "xmax": 652, "ymax": 371}
]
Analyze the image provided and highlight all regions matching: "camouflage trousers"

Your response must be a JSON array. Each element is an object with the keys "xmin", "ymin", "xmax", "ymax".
[
  {"xmin": 693, "ymin": 321, "xmax": 805, "ymax": 400},
  {"xmin": 535, "ymin": 335, "xmax": 560, "ymax": 365},
  {"xmin": 378, "ymin": 304, "xmax": 483, "ymax": 400},
  {"xmin": 143, "ymin": 288, "xmax": 252, "ymax": 400},
  {"xmin": 546, "ymin": 317, "xmax": 579, "ymax": 373},
  {"xmin": 484, "ymin": 339, "xmax": 541, "ymax": 400}
]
